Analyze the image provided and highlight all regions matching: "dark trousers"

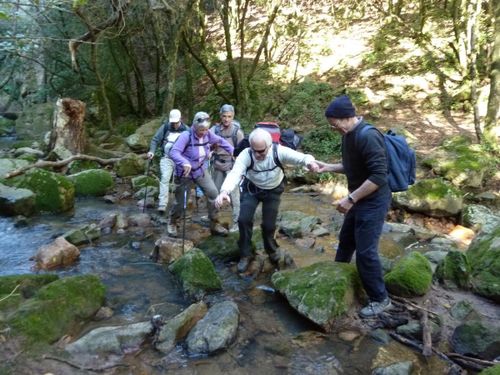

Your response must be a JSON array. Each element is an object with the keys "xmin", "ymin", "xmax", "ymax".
[
  {"xmin": 238, "ymin": 179, "xmax": 285, "ymax": 259},
  {"xmin": 336, "ymin": 190, "xmax": 392, "ymax": 302}
]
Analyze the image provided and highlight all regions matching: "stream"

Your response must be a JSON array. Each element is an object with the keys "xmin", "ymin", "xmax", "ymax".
[{"xmin": 0, "ymin": 189, "xmax": 457, "ymax": 374}]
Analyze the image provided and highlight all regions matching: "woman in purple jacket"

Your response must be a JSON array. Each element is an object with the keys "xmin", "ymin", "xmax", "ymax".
[{"xmin": 167, "ymin": 111, "xmax": 234, "ymax": 237}]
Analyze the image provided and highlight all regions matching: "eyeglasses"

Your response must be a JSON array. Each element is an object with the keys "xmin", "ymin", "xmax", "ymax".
[{"xmin": 251, "ymin": 146, "xmax": 268, "ymax": 155}]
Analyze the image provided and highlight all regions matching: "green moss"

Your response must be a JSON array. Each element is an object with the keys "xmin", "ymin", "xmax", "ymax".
[
  {"xmin": 435, "ymin": 251, "xmax": 471, "ymax": 290},
  {"xmin": 131, "ymin": 175, "xmax": 159, "ymax": 191},
  {"xmin": 5, "ymin": 168, "xmax": 75, "ymax": 213},
  {"xmin": 8, "ymin": 275, "xmax": 105, "ymax": 343},
  {"xmin": 68, "ymin": 160, "xmax": 100, "ymax": 174},
  {"xmin": 197, "ymin": 230, "xmax": 262, "ymax": 260},
  {"xmin": 479, "ymin": 364, "xmax": 500, "ymax": 375},
  {"xmin": 0, "ymin": 274, "xmax": 59, "ymax": 296},
  {"xmin": 385, "ymin": 251, "xmax": 433, "ymax": 297},
  {"xmin": 115, "ymin": 153, "xmax": 145, "ymax": 177},
  {"xmin": 68, "ymin": 169, "xmax": 114, "ymax": 196},
  {"xmin": 408, "ymin": 178, "xmax": 461, "ymax": 200},
  {"xmin": 168, "ymin": 249, "xmax": 222, "ymax": 299},
  {"xmin": 272, "ymin": 261, "xmax": 361, "ymax": 327}
]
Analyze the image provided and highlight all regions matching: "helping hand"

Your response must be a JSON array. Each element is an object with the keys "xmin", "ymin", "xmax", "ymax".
[
  {"xmin": 215, "ymin": 191, "xmax": 231, "ymax": 209},
  {"xmin": 336, "ymin": 196, "xmax": 353, "ymax": 214},
  {"xmin": 306, "ymin": 161, "xmax": 320, "ymax": 173}
]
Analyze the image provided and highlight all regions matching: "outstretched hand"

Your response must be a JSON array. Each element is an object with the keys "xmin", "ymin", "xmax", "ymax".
[
  {"xmin": 315, "ymin": 160, "xmax": 334, "ymax": 173},
  {"xmin": 215, "ymin": 191, "xmax": 231, "ymax": 209}
]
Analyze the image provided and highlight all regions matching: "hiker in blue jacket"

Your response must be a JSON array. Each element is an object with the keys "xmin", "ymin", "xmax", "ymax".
[
  {"xmin": 147, "ymin": 109, "xmax": 188, "ymax": 214},
  {"xmin": 316, "ymin": 95, "xmax": 392, "ymax": 318}
]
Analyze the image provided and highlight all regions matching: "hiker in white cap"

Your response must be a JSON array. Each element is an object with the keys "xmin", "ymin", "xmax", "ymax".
[{"xmin": 147, "ymin": 109, "xmax": 188, "ymax": 214}]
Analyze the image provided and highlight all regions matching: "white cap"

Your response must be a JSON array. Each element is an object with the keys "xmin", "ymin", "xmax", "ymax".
[{"xmin": 169, "ymin": 109, "xmax": 181, "ymax": 123}]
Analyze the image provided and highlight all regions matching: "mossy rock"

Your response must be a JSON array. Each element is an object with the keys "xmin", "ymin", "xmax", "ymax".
[
  {"xmin": 392, "ymin": 178, "xmax": 463, "ymax": 217},
  {"xmin": 271, "ymin": 261, "xmax": 361, "ymax": 331},
  {"xmin": 197, "ymin": 229, "xmax": 263, "ymax": 261},
  {"xmin": 479, "ymin": 364, "xmax": 500, "ymax": 375},
  {"xmin": 115, "ymin": 153, "xmax": 145, "ymax": 177},
  {"xmin": 435, "ymin": 251, "xmax": 471, "ymax": 290},
  {"xmin": 451, "ymin": 320, "xmax": 500, "ymax": 361},
  {"xmin": 3, "ymin": 168, "xmax": 75, "ymax": 213},
  {"xmin": 6, "ymin": 274, "xmax": 105, "ymax": 343},
  {"xmin": 131, "ymin": 175, "xmax": 159, "ymax": 191},
  {"xmin": 467, "ymin": 227, "xmax": 500, "ymax": 303},
  {"xmin": 68, "ymin": 169, "xmax": 114, "ymax": 196},
  {"xmin": 68, "ymin": 159, "xmax": 100, "ymax": 174},
  {"xmin": 168, "ymin": 248, "xmax": 222, "ymax": 300},
  {"xmin": 384, "ymin": 251, "xmax": 433, "ymax": 297}
]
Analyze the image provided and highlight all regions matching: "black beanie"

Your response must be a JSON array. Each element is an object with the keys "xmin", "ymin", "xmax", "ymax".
[{"xmin": 324, "ymin": 95, "xmax": 356, "ymax": 118}]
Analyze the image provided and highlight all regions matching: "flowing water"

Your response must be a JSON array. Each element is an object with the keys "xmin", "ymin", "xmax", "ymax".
[{"xmin": 0, "ymin": 191, "xmax": 453, "ymax": 374}]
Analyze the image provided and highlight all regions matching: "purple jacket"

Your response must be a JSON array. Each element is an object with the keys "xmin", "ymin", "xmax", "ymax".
[{"xmin": 169, "ymin": 129, "xmax": 234, "ymax": 179}]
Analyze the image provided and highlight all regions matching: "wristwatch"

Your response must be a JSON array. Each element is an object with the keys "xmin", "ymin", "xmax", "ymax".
[{"xmin": 348, "ymin": 194, "xmax": 356, "ymax": 204}]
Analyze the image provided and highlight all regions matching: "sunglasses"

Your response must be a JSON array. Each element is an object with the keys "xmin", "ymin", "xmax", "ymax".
[
  {"xmin": 197, "ymin": 117, "xmax": 210, "ymax": 123},
  {"xmin": 251, "ymin": 146, "xmax": 268, "ymax": 155}
]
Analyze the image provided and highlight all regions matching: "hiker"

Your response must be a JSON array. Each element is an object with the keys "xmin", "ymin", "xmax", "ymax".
[
  {"xmin": 214, "ymin": 128, "xmax": 319, "ymax": 273},
  {"xmin": 210, "ymin": 104, "xmax": 245, "ymax": 232},
  {"xmin": 147, "ymin": 109, "xmax": 188, "ymax": 214},
  {"xmin": 167, "ymin": 111, "xmax": 234, "ymax": 237},
  {"xmin": 316, "ymin": 94, "xmax": 392, "ymax": 318}
]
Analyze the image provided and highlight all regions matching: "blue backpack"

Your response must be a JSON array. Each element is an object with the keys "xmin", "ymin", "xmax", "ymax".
[{"xmin": 358, "ymin": 125, "xmax": 416, "ymax": 192}]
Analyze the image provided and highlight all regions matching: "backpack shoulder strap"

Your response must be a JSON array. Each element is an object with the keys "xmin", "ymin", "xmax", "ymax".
[
  {"xmin": 273, "ymin": 143, "xmax": 284, "ymax": 172},
  {"xmin": 231, "ymin": 123, "xmax": 240, "ymax": 146},
  {"xmin": 214, "ymin": 124, "xmax": 221, "ymax": 136},
  {"xmin": 246, "ymin": 148, "xmax": 254, "ymax": 172}
]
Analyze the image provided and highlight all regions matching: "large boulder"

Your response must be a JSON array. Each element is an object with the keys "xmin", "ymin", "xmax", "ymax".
[
  {"xmin": 186, "ymin": 301, "xmax": 239, "ymax": 355},
  {"xmin": 271, "ymin": 261, "xmax": 361, "ymax": 331},
  {"xmin": 278, "ymin": 210, "xmax": 324, "ymax": 238},
  {"xmin": 0, "ymin": 182, "xmax": 35, "ymax": 216},
  {"xmin": 5, "ymin": 275, "xmax": 105, "ymax": 343},
  {"xmin": 450, "ymin": 320, "xmax": 500, "ymax": 360},
  {"xmin": 384, "ymin": 251, "xmax": 433, "ymax": 297},
  {"xmin": 392, "ymin": 178, "xmax": 463, "ymax": 217},
  {"xmin": 435, "ymin": 251, "xmax": 471, "ymax": 290},
  {"xmin": 168, "ymin": 248, "xmax": 222, "ymax": 300},
  {"xmin": 462, "ymin": 204, "xmax": 500, "ymax": 234},
  {"xmin": 126, "ymin": 118, "xmax": 162, "ymax": 153},
  {"xmin": 15, "ymin": 102, "xmax": 53, "ymax": 142},
  {"xmin": 467, "ymin": 227, "xmax": 500, "ymax": 302},
  {"xmin": 196, "ymin": 231, "xmax": 243, "ymax": 261},
  {"xmin": 3, "ymin": 168, "xmax": 74, "ymax": 213},
  {"xmin": 68, "ymin": 169, "xmax": 114, "ymax": 196},
  {"xmin": 153, "ymin": 236, "xmax": 194, "ymax": 264}
]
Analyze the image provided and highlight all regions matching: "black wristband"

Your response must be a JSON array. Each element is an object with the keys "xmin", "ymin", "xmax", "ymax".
[{"xmin": 348, "ymin": 194, "xmax": 355, "ymax": 204}]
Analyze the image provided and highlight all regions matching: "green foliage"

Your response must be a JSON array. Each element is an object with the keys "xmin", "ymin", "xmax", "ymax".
[{"xmin": 302, "ymin": 125, "xmax": 341, "ymax": 161}]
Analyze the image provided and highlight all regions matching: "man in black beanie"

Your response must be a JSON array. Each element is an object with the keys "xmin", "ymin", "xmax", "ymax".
[{"xmin": 317, "ymin": 95, "xmax": 392, "ymax": 318}]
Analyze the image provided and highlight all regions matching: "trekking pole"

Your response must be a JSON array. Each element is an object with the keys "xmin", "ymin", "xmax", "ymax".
[
  {"xmin": 142, "ymin": 159, "xmax": 151, "ymax": 213},
  {"xmin": 181, "ymin": 183, "xmax": 188, "ymax": 254}
]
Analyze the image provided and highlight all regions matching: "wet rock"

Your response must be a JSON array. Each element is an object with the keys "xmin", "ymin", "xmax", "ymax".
[
  {"xmin": 63, "ymin": 223, "xmax": 100, "ymax": 246},
  {"xmin": 66, "ymin": 321, "xmax": 152, "ymax": 355},
  {"xmin": 128, "ymin": 213, "xmax": 151, "ymax": 227},
  {"xmin": 168, "ymin": 248, "xmax": 222, "ymax": 300},
  {"xmin": 372, "ymin": 361, "xmax": 413, "ymax": 375},
  {"xmin": 0, "ymin": 183, "xmax": 36, "ymax": 217},
  {"xmin": 196, "ymin": 231, "xmax": 242, "ymax": 261},
  {"xmin": 134, "ymin": 186, "xmax": 159, "ymax": 200},
  {"xmin": 449, "ymin": 300, "xmax": 478, "ymax": 321},
  {"xmin": 0, "ymin": 158, "xmax": 30, "ymax": 178},
  {"xmin": 278, "ymin": 210, "xmax": 322, "ymax": 238},
  {"xmin": 295, "ymin": 237, "xmax": 315, "ymax": 250},
  {"xmin": 272, "ymin": 261, "xmax": 360, "ymax": 331},
  {"xmin": 450, "ymin": 320, "xmax": 500, "ymax": 360},
  {"xmin": 392, "ymin": 178, "xmax": 463, "ymax": 217},
  {"xmin": 3, "ymin": 168, "xmax": 75, "ymax": 213},
  {"xmin": 153, "ymin": 236, "xmax": 194, "ymax": 264},
  {"xmin": 396, "ymin": 319, "xmax": 441, "ymax": 343},
  {"xmin": 115, "ymin": 212, "xmax": 128, "ymax": 230},
  {"xmin": 186, "ymin": 301, "xmax": 239, "ymax": 354},
  {"xmin": 435, "ymin": 251, "xmax": 471, "ymax": 290},
  {"xmin": 99, "ymin": 212, "xmax": 117, "ymax": 231},
  {"xmin": 155, "ymin": 301, "xmax": 207, "ymax": 354},
  {"xmin": 68, "ymin": 169, "xmax": 114, "ymax": 196},
  {"xmin": 462, "ymin": 204, "xmax": 500, "ymax": 234},
  {"xmin": 35, "ymin": 236, "xmax": 80, "ymax": 270},
  {"xmin": 94, "ymin": 306, "xmax": 114, "ymax": 321},
  {"xmin": 468, "ymin": 228, "xmax": 500, "ymax": 302},
  {"xmin": 384, "ymin": 251, "xmax": 433, "ymax": 297}
]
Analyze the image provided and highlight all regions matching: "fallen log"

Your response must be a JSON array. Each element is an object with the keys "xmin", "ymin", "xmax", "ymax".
[
  {"xmin": 420, "ymin": 300, "xmax": 432, "ymax": 357},
  {"xmin": 4, "ymin": 153, "xmax": 146, "ymax": 179}
]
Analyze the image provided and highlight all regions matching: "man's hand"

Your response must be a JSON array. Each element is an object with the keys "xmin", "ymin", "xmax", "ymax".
[
  {"xmin": 215, "ymin": 191, "xmax": 231, "ymax": 209},
  {"xmin": 182, "ymin": 164, "xmax": 192, "ymax": 177},
  {"xmin": 147, "ymin": 152, "xmax": 154, "ymax": 160},
  {"xmin": 336, "ymin": 196, "xmax": 354, "ymax": 214},
  {"xmin": 306, "ymin": 161, "xmax": 319, "ymax": 172}
]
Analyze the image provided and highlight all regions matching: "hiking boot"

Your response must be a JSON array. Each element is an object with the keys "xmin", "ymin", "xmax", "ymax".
[
  {"xmin": 210, "ymin": 222, "xmax": 228, "ymax": 236},
  {"xmin": 359, "ymin": 297, "xmax": 392, "ymax": 318},
  {"xmin": 229, "ymin": 222, "xmax": 239, "ymax": 233},
  {"xmin": 167, "ymin": 223, "xmax": 178, "ymax": 237},
  {"xmin": 157, "ymin": 206, "xmax": 166, "ymax": 216},
  {"xmin": 268, "ymin": 252, "xmax": 281, "ymax": 270},
  {"xmin": 237, "ymin": 257, "xmax": 253, "ymax": 273}
]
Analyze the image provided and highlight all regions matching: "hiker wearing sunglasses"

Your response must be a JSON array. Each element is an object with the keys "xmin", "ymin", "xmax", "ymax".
[
  {"xmin": 215, "ymin": 128, "xmax": 319, "ymax": 273},
  {"xmin": 168, "ymin": 111, "xmax": 234, "ymax": 237}
]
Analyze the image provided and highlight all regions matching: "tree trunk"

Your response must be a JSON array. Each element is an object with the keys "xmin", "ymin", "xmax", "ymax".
[
  {"xmin": 50, "ymin": 98, "xmax": 86, "ymax": 154},
  {"xmin": 484, "ymin": 0, "xmax": 500, "ymax": 150},
  {"xmin": 467, "ymin": 0, "xmax": 482, "ymax": 141}
]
